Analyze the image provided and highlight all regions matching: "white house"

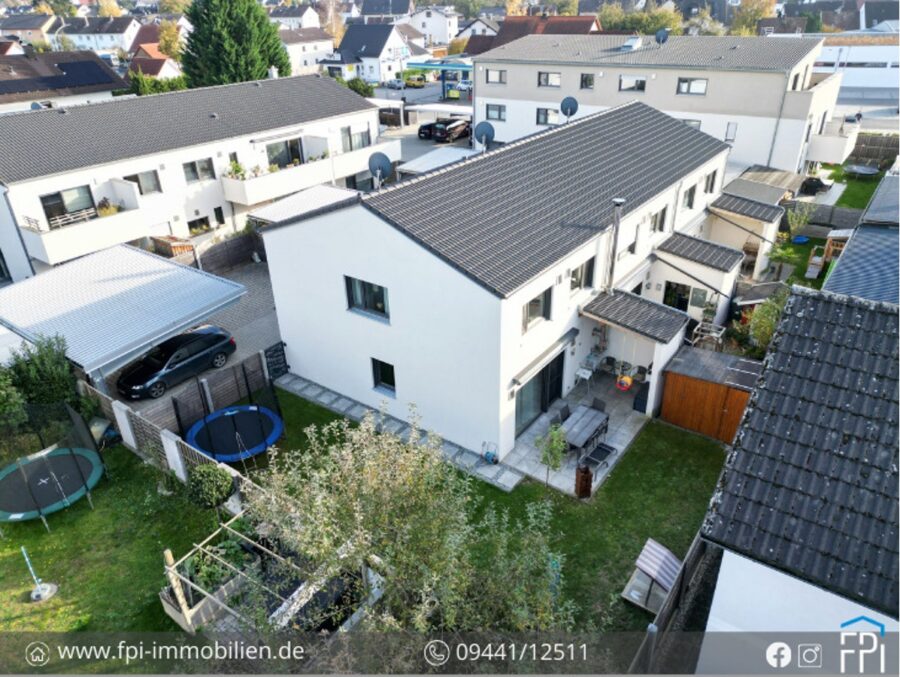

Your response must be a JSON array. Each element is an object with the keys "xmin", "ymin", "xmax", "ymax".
[
  {"xmin": 0, "ymin": 51, "xmax": 127, "ymax": 115},
  {"xmin": 0, "ymin": 74, "xmax": 401, "ymax": 282},
  {"xmin": 280, "ymin": 26, "xmax": 334, "ymax": 75},
  {"xmin": 322, "ymin": 23, "xmax": 411, "ymax": 83},
  {"xmin": 261, "ymin": 102, "xmax": 746, "ymax": 461},
  {"xmin": 456, "ymin": 17, "xmax": 499, "ymax": 39},
  {"xmin": 269, "ymin": 5, "xmax": 321, "ymax": 30},
  {"xmin": 340, "ymin": 2, "xmax": 362, "ymax": 22},
  {"xmin": 472, "ymin": 34, "xmax": 852, "ymax": 174},
  {"xmin": 51, "ymin": 16, "xmax": 141, "ymax": 56},
  {"xmin": 397, "ymin": 6, "xmax": 460, "ymax": 46}
]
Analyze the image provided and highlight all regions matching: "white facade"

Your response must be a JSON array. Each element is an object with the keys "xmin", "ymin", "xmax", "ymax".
[
  {"xmin": 0, "ymin": 105, "xmax": 400, "ymax": 276},
  {"xmin": 283, "ymin": 37, "xmax": 333, "ymax": 75},
  {"xmin": 264, "ymin": 141, "xmax": 734, "ymax": 458},
  {"xmin": 456, "ymin": 18, "xmax": 499, "ymax": 39},
  {"xmin": 270, "ymin": 7, "xmax": 321, "ymax": 30},
  {"xmin": 326, "ymin": 29, "xmax": 412, "ymax": 83},
  {"xmin": 50, "ymin": 19, "xmax": 141, "ymax": 55},
  {"xmin": 398, "ymin": 7, "xmax": 460, "ymax": 46}
]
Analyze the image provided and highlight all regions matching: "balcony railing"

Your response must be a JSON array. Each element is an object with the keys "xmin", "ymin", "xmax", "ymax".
[{"xmin": 47, "ymin": 207, "xmax": 98, "ymax": 230}]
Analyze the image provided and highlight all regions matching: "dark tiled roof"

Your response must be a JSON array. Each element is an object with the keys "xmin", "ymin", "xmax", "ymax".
[
  {"xmin": 361, "ymin": 102, "xmax": 729, "ymax": 297},
  {"xmin": 475, "ymin": 34, "xmax": 823, "ymax": 73},
  {"xmin": 129, "ymin": 22, "xmax": 160, "ymax": 53},
  {"xmin": 581, "ymin": 290, "xmax": 690, "ymax": 343},
  {"xmin": 128, "ymin": 57, "xmax": 170, "ymax": 77},
  {"xmin": 702, "ymin": 287, "xmax": 899, "ymax": 616},
  {"xmin": 337, "ymin": 23, "xmax": 394, "ymax": 58},
  {"xmin": 657, "ymin": 232, "xmax": 744, "ymax": 272},
  {"xmin": 0, "ymin": 51, "xmax": 127, "ymax": 105},
  {"xmin": 280, "ymin": 27, "xmax": 333, "ymax": 44},
  {"xmin": 60, "ymin": 16, "xmax": 137, "ymax": 35},
  {"xmin": 360, "ymin": 0, "xmax": 413, "ymax": 15},
  {"xmin": 823, "ymin": 225, "xmax": 899, "ymax": 304},
  {"xmin": 0, "ymin": 75, "xmax": 375, "ymax": 184},
  {"xmin": 270, "ymin": 4, "xmax": 316, "ymax": 18},
  {"xmin": 0, "ymin": 14, "xmax": 56, "ymax": 30},
  {"xmin": 464, "ymin": 34, "xmax": 496, "ymax": 54},
  {"xmin": 711, "ymin": 194, "xmax": 786, "ymax": 223},
  {"xmin": 861, "ymin": 173, "xmax": 899, "ymax": 225}
]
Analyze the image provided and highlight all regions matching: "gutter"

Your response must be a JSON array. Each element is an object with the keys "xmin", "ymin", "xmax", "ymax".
[{"xmin": 766, "ymin": 71, "xmax": 791, "ymax": 168}]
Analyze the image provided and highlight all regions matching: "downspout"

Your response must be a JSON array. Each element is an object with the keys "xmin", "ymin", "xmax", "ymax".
[
  {"xmin": 766, "ymin": 71, "xmax": 791, "ymax": 168},
  {"xmin": 607, "ymin": 198, "xmax": 625, "ymax": 295}
]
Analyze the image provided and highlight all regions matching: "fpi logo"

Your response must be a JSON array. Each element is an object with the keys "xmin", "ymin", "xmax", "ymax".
[{"xmin": 839, "ymin": 616, "xmax": 886, "ymax": 674}]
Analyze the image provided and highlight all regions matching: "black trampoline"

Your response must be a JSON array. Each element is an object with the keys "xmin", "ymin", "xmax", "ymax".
[
  {"xmin": 185, "ymin": 405, "xmax": 283, "ymax": 463},
  {"xmin": 0, "ymin": 447, "xmax": 104, "ymax": 523}
]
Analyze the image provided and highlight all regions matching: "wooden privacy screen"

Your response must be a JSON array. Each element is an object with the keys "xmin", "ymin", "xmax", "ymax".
[{"xmin": 660, "ymin": 372, "xmax": 750, "ymax": 444}]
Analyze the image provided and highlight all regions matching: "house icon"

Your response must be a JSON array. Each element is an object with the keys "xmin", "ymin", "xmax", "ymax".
[
  {"xmin": 840, "ymin": 616, "xmax": 886, "ymax": 637},
  {"xmin": 24, "ymin": 641, "xmax": 50, "ymax": 667}
]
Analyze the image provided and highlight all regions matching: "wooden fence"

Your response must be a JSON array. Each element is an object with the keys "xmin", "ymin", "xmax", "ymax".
[
  {"xmin": 785, "ymin": 201, "xmax": 863, "ymax": 229},
  {"xmin": 849, "ymin": 132, "xmax": 900, "ymax": 169}
]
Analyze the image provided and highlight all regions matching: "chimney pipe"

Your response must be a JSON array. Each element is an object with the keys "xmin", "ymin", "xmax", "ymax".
[
  {"xmin": 607, "ymin": 198, "xmax": 626, "ymax": 295},
  {"xmin": 267, "ymin": 65, "xmax": 279, "ymax": 80}
]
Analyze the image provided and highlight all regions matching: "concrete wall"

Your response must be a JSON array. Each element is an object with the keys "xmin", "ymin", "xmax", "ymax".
[{"xmin": 705, "ymin": 210, "xmax": 779, "ymax": 280}]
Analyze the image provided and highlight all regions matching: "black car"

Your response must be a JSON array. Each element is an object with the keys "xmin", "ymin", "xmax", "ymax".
[
  {"xmin": 417, "ymin": 118, "xmax": 456, "ymax": 140},
  {"xmin": 117, "ymin": 325, "xmax": 236, "ymax": 399},
  {"xmin": 433, "ymin": 119, "xmax": 470, "ymax": 143},
  {"xmin": 799, "ymin": 177, "xmax": 830, "ymax": 195}
]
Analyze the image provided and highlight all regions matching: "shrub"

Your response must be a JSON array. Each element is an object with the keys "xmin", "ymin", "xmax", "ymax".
[
  {"xmin": 346, "ymin": 77, "xmax": 374, "ymax": 97},
  {"xmin": 187, "ymin": 464, "xmax": 234, "ymax": 510},
  {"xmin": 0, "ymin": 368, "xmax": 27, "ymax": 431},
  {"xmin": 8, "ymin": 335, "xmax": 77, "ymax": 407}
]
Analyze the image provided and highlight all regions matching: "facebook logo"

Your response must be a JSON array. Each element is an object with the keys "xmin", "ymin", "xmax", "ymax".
[{"xmin": 766, "ymin": 642, "xmax": 793, "ymax": 669}]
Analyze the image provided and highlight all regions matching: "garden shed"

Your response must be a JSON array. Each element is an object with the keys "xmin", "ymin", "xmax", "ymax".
[{"xmin": 660, "ymin": 346, "xmax": 762, "ymax": 444}]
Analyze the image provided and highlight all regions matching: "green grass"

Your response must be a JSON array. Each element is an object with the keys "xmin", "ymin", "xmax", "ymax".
[
  {"xmin": 822, "ymin": 163, "xmax": 884, "ymax": 210},
  {"xmin": 273, "ymin": 391, "xmax": 726, "ymax": 631},
  {"xmin": 0, "ymin": 447, "xmax": 219, "ymax": 632},
  {"xmin": 773, "ymin": 237, "xmax": 827, "ymax": 289}
]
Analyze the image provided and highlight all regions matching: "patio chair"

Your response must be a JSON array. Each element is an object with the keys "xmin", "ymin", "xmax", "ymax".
[
  {"xmin": 559, "ymin": 403, "xmax": 571, "ymax": 422},
  {"xmin": 599, "ymin": 356, "xmax": 616, "ymax": 374},
  {"xmin": 592, "ymin": 398, "xmax": 606, "ymax": 412}
]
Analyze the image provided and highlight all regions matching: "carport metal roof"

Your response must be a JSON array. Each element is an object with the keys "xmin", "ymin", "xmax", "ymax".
[
  {"xmin": 0, "ymin": 245, "xmax": 246, "ymax": 378},
  {"xmin": 404, "ymin": 103, "xmax": 473, "ymax": 117}
]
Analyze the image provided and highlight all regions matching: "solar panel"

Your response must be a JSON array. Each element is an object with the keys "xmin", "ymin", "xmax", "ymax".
[{"xmin": 0, "ymin": 60, "xmax": 117, "ymax": 96}]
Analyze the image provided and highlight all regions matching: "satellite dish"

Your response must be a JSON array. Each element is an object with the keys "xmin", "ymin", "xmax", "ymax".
[
  {"xmin": 30, "ymin": 101, "xmax": 43, "ymax": 110},
  {"xmin": 367, "ymin": 151, "xmax": 392, "ymax": 189},
  {"xmin": 655, "ymin": 28, "xmax": 669, "ymax": 46},
  {"xmin": 473, "ymin": 120, "xmax": 495, "ymax": 152},
  {"xmin": 560, "ymin": 96, "xmax": 578, "ymax": 122}
]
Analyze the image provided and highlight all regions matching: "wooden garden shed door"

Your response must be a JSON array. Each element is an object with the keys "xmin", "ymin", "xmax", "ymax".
[{"xmin": 660, "ymin": 372, "xmax": 749, "ymax": 444}]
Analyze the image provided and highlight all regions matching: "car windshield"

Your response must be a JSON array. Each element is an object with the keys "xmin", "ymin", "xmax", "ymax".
[{"xmin": 144, "ymin": 346, "xmax": 171, "ymax": 366}]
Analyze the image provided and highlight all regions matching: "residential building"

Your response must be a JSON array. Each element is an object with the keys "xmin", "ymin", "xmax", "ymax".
[
  {"xmin": 0, "ymin": 51, "xmax": 127, "ymax": 115},
  {"xmin": 0, "ymin": 74, "xmax": 400, "ymax": 282},
  {"xmin": 280, "ymin": 27, "xmax": 334, "ymax": 75},
  {"xmin": 0, "ymin": 13, "xmax": 59, "ymax": 43},
  {"xmin": 472, "ymin": 34, "xmax": 852, "ymax": 173},
  {"xmin": 359, "ymin": 0, "xmax": 415, "ymax": 24},
  {"xmin": 757, "ymin": 16, "xmax": 809, "ymax": 35},
  {"xmin": 397, "ymin": 6, "xmax": 460, "ymax": 46},
  {"xmin": 811, "ymin": 32, "xmax": 899, "ymax": 104},
  {"xmin": 0, "ymin": 37, "xmax": 25, "ymax": 55},
  {"xmin": 464, "ymin": 14, "xmax": 599, "ymax": 55},
  {"xmin": 261, "ymin": 102, "xmax": 744, "ymax": 462},
  {"xmin": 395, "ymin": 22, "xmax": 425, "ymax": 49},
  {"xmin": 269, "ymin": 5, "xmax": 321, "ymax": 30},
  {"xmin": 859, "ymin": 0, "xmax": 899, "ymax": 28},
  {"xmin": 478, "ymin": 5, "xmax": 507, "ymax": 21},
  {"xmin": 456, "ymin": 17, "xmax": 499, "ymax": 39},
  {"xmin": 322, "ymin": 23, "xmax": 412, "ymax": 83},
  {"xmin": 129, "ymin": 54, "xmax": 182, "ymax": 79},
  {"xmin": 51, "ymin": 16, "xmax": 142, "ymax": 56},
  {"xmin": 340, "ymin": 2, "xmax": 362, "ymax": 22}
]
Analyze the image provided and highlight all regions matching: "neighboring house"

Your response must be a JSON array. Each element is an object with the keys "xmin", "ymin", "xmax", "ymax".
[
  {"xmin": 456, "ymin": 17, "xmax": 499, "ymax": 39},
  {"xmin": 472, "ymin": 34, "xmax": 852, "ymax": 173},
  {"xmin": 783, "ymin": 0, "xmax": 860, "ymax": 31},
  {"xmin": 340, "ymin": 2, "xmax": 362, "ymax": 22},
  {"xmin": 359, "ymin": 0, "xmax": 415, "ymax": 24},
  {"xmin": 395, "ymin": 22, "xmax": 425, "ymax": 49},
  {"xmin": 52, "ymin": 16, "xmax": 142, "ymax": 56},
  {"xmin": 260, "ymin": 102, "xmax": 745, "ymax": 461},
  {"xmin": 812, "ymin": 31, "xmax": 900, "ymax": 104},
  {"xmin": 757, "ymin": 16, "xmax": 809, "ymax": 34},
  {"xmin": 280, "ymin": 27, "xmax": 334, "ymax": 75},
  {"xmin": 322, "ymin": 23, "xmax": 411, "ymax": 83},
  {"xmin": 463, "ymin": 14, "xmax": 599, "ymax": 54},
  {"xmin": 0, "ymin": 74, "xmax": 400, "ymax": 281},
  {"xmin": 0, "ymin": 37, "xmax": 24, "ymax": 55},
  {"xmin": 0, "ymin": 13, "xmax": 60, "ymax": 43},
  {"xmin": 129, "ymin": 55, "xmax": 182, "ymax": 79},
  {"xmin": 0, "ymin": 50, "xmax": 126, "ymax": 115},
  {"xmin": 397, "ymin": 6, "xmax": 460, "ymax": 46},
  {"xmin": 128, "ymin": 22, "xmax": 161, "ymax": 55},
  {"xmin": 478, "ymin": 5, "xmax": 507, "ymax": 21},
  {"xmin": 859, "ymin": 0, "xmax": 899, "ymax": 29},
  {"xmin": 269, "ymin": 5, "xmax": 321, "ymax": 30},
  {"xmin": 694, "ymin": 285, "xmax": 898, "ymax": 662}
]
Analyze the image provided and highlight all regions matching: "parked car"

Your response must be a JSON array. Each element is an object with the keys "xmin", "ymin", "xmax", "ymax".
[
  {"xmin": 433, "ymin": 118, "xmax": 471, "ymax": 142},
  {"xmin": 385, "ymin": 78, "xmax": 405, "ymax": 90},
  {"xmin": 418, "ymin": 119, "xmax": 453, "ymax": 139},
  {"xmin": 455, "ymin": 79, "xmax": 474, "ymax": 92},
  {"xmin": 116, "ymin": 325, "xmax": 236, "ymax": 399},
  {"xmin": 799, "ymin": 177, "xmax": 830, "ymax": 195},
  {"xmin": 405, "ymin": 74, "xmax": 426, "ymax": 88}
]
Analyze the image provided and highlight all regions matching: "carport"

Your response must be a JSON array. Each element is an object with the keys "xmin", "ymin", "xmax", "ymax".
[
  {"xmin": 406, "ymin": 60, "xmax": 473, "ymax": 100},
  {"xmin": 0, "ymin": 245, "xmax": 246, "ymax": 393}
]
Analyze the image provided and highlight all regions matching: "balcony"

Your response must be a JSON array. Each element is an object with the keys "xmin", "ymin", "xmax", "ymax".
[
  {"xmin": 806, "ymin": 118, "xmax": 859, "ymax": 165},
  {"xmin": 221, "ymin": 139, "xmax": 403, "ymax": 206}
]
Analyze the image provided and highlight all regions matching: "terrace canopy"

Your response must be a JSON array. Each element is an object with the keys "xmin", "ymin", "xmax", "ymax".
[{"xmin": 0, "ymin": 245, "xmax": 246, "ymax": 391}]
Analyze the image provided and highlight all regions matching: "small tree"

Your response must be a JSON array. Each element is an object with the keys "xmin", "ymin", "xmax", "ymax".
[
  {"xmin": 158, "ymin": 19, "xmax": 182, "ymax": 61},
  {"xmin": 447, "ymin": 37, "xmax": 468, "ymax": 55},
  {"xmin": 730, "ymin": 0, "xmax": 776, "ymax": 35},
  {"xmin": 187, "ymin": 464, "xmax": 234, "ymax": 519},
  {"xmin": 159, "ymin": 0, "xmax": 192, "ymax": 13},
  {"xmin": 56, "ymin": 34, "xmax": 76, "ymax": 52},
  {"xmin": 537, "ymin": 423, "xmax": 567, "ymax": 487},
  {"xmin": 749, "ymin": 290, "xmax": 788, "ymax": 355},
  {"xmin": 684, "ymin": 8, "xmax": 726, "ymax": 36},
  {"xmin": 345, "ymin": 76, "xmax": 374, "ymax": 97},
  {"xmin": 8, "ymin": 335, "xmax": 77, "ymax": 407},
  {"xmin": 98, "ymin": 0, "xmax": 123, "ymax": 17},
  {"xmin": 558, "ymin": 0, "xmax": 578, "ymax": 15},
  {"xmin": 129, "ymin": 71, "xmax": 189, "ymax": 95},
  {"xmin": 0, "ymin": 369, "xmax": 27, "ymax": 432}
]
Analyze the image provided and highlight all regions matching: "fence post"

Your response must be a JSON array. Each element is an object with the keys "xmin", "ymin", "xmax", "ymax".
[
  {"xmin": 259, "ymin": 350, "xmax": 270, "ymax": 384},
  {"xmin": 200, "ymin": 378, "xmax": 214, "ymax": 412},
  {"xmin": 111, "ymin": 400, "xmax": 137, "ymax": 450},
  {"xmin": 160, "ymin": 429, "xmax": 188, "ymax": 483},
  {"xmin": 219, "ymin": 464, "xmax": 244, "ymax": 516}
]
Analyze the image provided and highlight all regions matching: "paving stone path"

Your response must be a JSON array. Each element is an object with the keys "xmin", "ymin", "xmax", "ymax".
[{"xmin": 275, "ymin": 374, "xmax": 524, "ymax": 492}]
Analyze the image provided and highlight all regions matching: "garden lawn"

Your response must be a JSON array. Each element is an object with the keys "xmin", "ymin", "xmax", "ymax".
[
  {"xmin": 272, "ymin": 389, "xmax": 725, "ymax": 631},
  {"xmin": 823, "ymin": 164, "xmax": 884, "ymax": 210},
  {"xmin": 775, "ymin": 237, "xmax": 827, "ymax": 289},
  {"xmin": 0, "ymin": 446, "xmax": 219, "ymax": 632}
]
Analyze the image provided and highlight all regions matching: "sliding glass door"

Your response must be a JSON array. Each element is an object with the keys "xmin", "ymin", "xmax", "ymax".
[{"xmin": 514, "ymin": 352, "xmax": 566, "ymax": 437}]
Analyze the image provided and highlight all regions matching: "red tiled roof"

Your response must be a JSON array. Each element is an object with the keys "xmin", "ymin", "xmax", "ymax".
[
  {"xmin": 466, "ymin": 15, "xmax": 599, "ymax": 53},
  {"xmin": 129, "ymin": 23, "xmax": 160, "ymax": 54},
  {"xmin": 129, "ymin": 57, "xmax": 170, "ymax": 77}
]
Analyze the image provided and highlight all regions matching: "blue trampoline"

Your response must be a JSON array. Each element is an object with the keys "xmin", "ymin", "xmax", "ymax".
[{"xmin": 185, "ymin": 405, "xmax": 283, "ymax": 463}]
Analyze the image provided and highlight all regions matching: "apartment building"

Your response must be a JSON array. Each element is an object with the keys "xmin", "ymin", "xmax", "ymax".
[
  {"xmin": 280, "ymin": 27, "xmax": 334, "ymax": 75},
  {"xmin": 0, "ymin": 74, "xmax": 400, "ymax": 282},
  {"xmin": 261, "ymin": 102, "xmax": 743, "ymax": 460},
  {"xmin": 472, "ymin": 35, "xmax": 854, "ymax": 173},
  {"xmin": 51, "ymin": 16, "xmax": 141, "ymax": 56},
  {"xmin": 397, "ymin": 6, "xmax": 460, "ymax": 46},
  {"xmin": 268, "ymin": 5, "xmax": 321, "ymax": 30}
]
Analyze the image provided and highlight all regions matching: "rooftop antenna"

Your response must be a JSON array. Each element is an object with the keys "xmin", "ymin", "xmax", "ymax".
[
  {"xmin": 473, "ymin": 120, "xmax": 495, "ymax": 153},
  {"xmin": 561, "ymin": 96, "xmax": 579, "ymax": 123},
  {"xmin": 607, "ymin": 198, "xmax": 626, "ymax": 296},
  {"xmin": 655, "ymin": 28, "xmax": 669, "ymax": 48},
  {"xmin": 368, "ymin": 151, "xmax": 392, "ymax": 190}
]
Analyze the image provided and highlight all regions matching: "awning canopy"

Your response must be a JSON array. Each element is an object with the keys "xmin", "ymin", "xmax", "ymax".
[
  {"xmin": 404, "ymin": 103, "xmax": 473, "ymax": 118},
  {"xmin": 0, "ymin": 245, "xmax": 246, "ymax": 378},
  {"xmin": 581, "ymin": 291, "xmax": 689, "ymax": 344}
]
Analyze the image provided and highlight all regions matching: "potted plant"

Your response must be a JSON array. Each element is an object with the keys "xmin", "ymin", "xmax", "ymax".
[{"xmin": 268, "ymin": 163, "xmax": 280, "ymax": 174}]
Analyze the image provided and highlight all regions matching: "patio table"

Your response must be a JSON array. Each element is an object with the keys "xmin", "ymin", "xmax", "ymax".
[{"xmin": 560, "ymin": 404, "xmax": 609, "ymax": 452}]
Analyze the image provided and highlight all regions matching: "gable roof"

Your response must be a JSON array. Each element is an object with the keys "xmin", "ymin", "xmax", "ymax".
[
  {"xmin": 460, "ymin": 17, "xmax": 500, "ymax": 34},
  {"xmin": 396, "ymin": 22, "xmax": 424, "ymax": 40},
  {"xmin": 0, "ymin": 74, "xmax": 375, "ymax": 184},
  {"xmin": 702, "ymin": 287, "xmax": 899, "ymax": 617},
  {"xmin": 581, "ymin": 290, "xmax": 690, "ymax": 343},
  {"xmin": 134, "ymin": 42, "xmax": 166, "ymax": 59},
  {"xmin": 360, "ymin": 0, "xmax": 413, "ymax": 15},
  {"xmin": 336, "ymin": 23, "xmax": 395, "ymax": 58},
  {"xmin": 711, "ymin": 194, "xmax": 786, "ymax": 223},
  {"xmin": 129, "ymin": 22, "xmax": 160, "ymax": 53},
  {"xmin": 0, "ymin": 14, "xmax": 56, "ymax": 31},
  {"xmin": 128, "ymin": 56, "xmax": 172, "ymax": 77},
  {"xmin": 462, "ymin": 14, "xmax": 600, "ymax": 53},
  {"xmin": 657, "ymin": 232, "xmax": 744, "ymax": 272},
  {"xmin": 269, "ymin": 4, "xmax": 317, "ymax": 18},
  {"xmin": 59, "ymin": 16, "xmax": 137, "ymax": 35},
  {"xmin": 0, "ymin": 51, "xmax": 127, "ymax": 106},
  {"xmin": 280, "ymin": 27, "xmax": 333, "ymax": 44},
  {"xmin": 464, "ymin": 33, "xmax": 496, "ymax": 55},
  {"xmin": 358, "ymin": 102, "xmax": 729, "ymax": 297},
  {"xmin": 475, "ymin": 34, "xmax": 823, "ymax": 73}
]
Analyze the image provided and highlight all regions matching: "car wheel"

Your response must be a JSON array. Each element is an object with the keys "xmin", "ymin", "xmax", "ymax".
[
  {"xmin": 149, "ymin": 382, "xmax": 167, "ymax": 399},
  {"xmin": 212, "ymin": 352, "xmax": 228, "ymax": 368}
]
